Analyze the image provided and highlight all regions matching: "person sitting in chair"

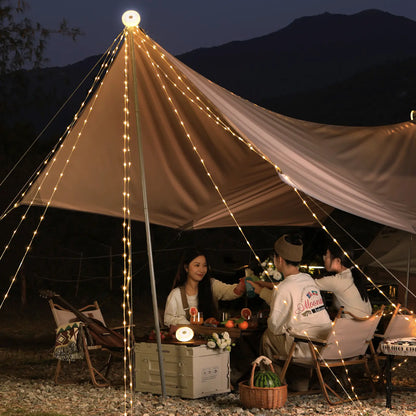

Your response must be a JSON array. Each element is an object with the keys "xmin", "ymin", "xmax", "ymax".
[
  {"xmin": 248, "ymin": 233, "xmax": 332, "ymax": 361},
  {"xmin": 164, "ymin": 248, "xmax": 246, "ymax": 328},
  {"xmin": 315, "ymin": 242, "xmax": 372, "ymax": 319}
]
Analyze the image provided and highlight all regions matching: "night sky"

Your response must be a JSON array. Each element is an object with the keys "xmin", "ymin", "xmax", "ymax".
[{"xmin": 27, "ymin": 0, "xmax": 416, "ymax": 68}]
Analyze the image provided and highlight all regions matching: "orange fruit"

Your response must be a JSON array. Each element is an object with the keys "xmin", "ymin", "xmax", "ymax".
[
  {"xmin": 225, "ymin": 319, "xmax": 235, "ymax": 328},
  {"xmin": 241, "ymin": 307, "xmax": 252, "ymax": 320},
  {"xmin": 238, "ymin": 321, "xmax": 249, "ymax": 330}
]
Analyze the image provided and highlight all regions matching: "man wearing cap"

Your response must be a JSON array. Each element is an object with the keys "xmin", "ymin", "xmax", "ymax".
[{"xmin": 249, "ymin": 233, "xmax": 332, "ymax": 363}]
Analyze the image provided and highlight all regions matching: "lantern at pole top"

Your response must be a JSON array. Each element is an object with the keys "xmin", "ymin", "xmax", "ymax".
[{"xmin": 122, "ymin": 10, "xmax": 141, "ymax": 28}]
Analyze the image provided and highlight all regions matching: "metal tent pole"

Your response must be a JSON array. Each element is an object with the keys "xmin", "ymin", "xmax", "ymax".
[
  {"xmin": 404, "ymin": 234, "xmax": 413, "ymax": 308},
  {"xmin": 128, "ymin": 28, "xmax": 167, "ymax": 397}
]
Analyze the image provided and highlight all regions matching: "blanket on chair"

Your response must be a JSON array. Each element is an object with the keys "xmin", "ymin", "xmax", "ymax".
[{"xmin": 54, "ymin": 321, "xmax": 85, "ymax": 361}]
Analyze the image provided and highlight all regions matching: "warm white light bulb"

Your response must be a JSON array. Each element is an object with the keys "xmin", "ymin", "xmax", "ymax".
[
  {"xmin": 176, "ymin": 326, "xmax": 194, "ymax": 342},
  {"xmin": 122, "ymin": 10, "xmax": 141, "ymax": 27}
]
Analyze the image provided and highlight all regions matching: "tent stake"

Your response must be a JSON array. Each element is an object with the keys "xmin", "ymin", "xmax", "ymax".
[{"xmin": 128, "ymin": 28, "xmax": 167, "ymax": 397}]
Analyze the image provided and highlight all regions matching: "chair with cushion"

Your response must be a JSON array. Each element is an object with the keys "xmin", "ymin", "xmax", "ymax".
[
  {"xmin": 370, "ymin": 303, "xmax": 416, "ymax": 375},
  {"xmin": 277, "ymin": 306, "xmax": 384, "ymax": 405},
  {"xmin": 49, "ymin": 298, "xmax": 124, "ymax": 387}
]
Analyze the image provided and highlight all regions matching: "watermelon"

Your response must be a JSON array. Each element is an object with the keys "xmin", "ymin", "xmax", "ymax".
[
  {"xmin": 189, "ymin": 307, "xmax": 198, "ymax": 316},
  {"xmin": 253, "ymin": 370, "xmax": 281, "ymax": 388}
]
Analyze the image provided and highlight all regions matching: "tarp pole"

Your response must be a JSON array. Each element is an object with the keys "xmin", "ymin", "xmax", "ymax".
[
  {"xmin": 128, "ymin": 28, "xmax": 167, "ymax": 397},
  {"xmin": 404, "ymin": 234, "xmax": 412, "ymax": 308}
]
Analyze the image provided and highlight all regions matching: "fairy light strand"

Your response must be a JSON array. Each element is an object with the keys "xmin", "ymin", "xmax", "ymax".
[
  {"xmin": 136, "ymin": 34, "xmax": 278, "ymax": 170},
  {"xmin": 303, "ymin": 328, "xmax": 370, "ymax": 413},
  {"xmin": 132, "ymin": 27, "xmax": 416, "ymax": 407},
  {"xmin": 138, "ymin": 30, "xmax": 416, "ymax": 308},
  {"xmin": 303, "ymin": 192, "xmax": 416, "ymax": 303},
  {"xmin": 134, "ymin": 26, "xmax": 416, "ymax": 316},
  {"xmin": 138, "ymin": 34, "xmax": 265, "ymax": 270},
  {"xmin": 0, "ymin": 33, "xmax": 125, "ymax": 223},
  {"xmin": 0, "ymin": 35, "xmax": 123, "ymax": 311},
  {"xmin": 122, "ymin": 28, "xmax": 135, "ymax": 416}
]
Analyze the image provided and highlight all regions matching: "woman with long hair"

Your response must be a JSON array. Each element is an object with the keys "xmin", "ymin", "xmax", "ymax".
[
  {"xmin": 316, "ymin": 242, "xmax": 372, "ymax": 318},
  {"xmin": 164, "ymin": 248, "xmax": 245, "ymax": 327}
]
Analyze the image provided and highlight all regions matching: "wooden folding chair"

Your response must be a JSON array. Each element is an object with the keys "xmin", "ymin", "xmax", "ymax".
[
  {"xmin": 370, "ymin": 303, "xmax": 416, "ymax": 375},
  {"xmin": 278, "ymin": 306, "xmax": 384, "ymax": 405},
  {"xmin": 378, "ymin": 304, "xmax": 416, "ymax": 340},
  {"xmin": 49, "ymin": 299, "xmax": 121, "ymax": 387}
]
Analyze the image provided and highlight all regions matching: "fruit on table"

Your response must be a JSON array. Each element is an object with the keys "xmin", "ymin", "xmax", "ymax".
[
  {"xmin": 204, "ymin": 317, "xmax": 219, "ymax": 326},
  {"xmin": 225, "ymin": 319, "xmax": 235, "ymax": 328},
  {"xmin": 253, "ymin": 370, "xmax": 281, "ymax": 387},
  {"xmin": 238, "ymin": 320, "xmax": 248, "ymax": 330},
  {"xmin": 241, "ymin": 307, "xmax": 252, "ymax": 320}
]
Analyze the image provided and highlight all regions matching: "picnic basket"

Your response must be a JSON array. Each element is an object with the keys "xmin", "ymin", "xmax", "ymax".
[{"xmin": 239, "ymin": 355, "xmax": 287, "ymax": 409}]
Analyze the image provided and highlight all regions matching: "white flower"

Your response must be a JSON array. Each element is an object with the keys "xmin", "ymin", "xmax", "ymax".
[
  {"xmin": 226, "ymin": 338, "xmax": 232, "ymax": 346},
  {"xmin": 219, "ymin": 340, "xmax": 228, "ymax": 349},
  {"xmin": 207, "ymin": 340, "xmax": 216, "ymax": 349},
  {"xmin": 223, "ymin": 332, "xmax": 230, "ymax": 340},
  {"xmin": 212, "ymin": 332, "xmax": 219, "ymax": 341}
]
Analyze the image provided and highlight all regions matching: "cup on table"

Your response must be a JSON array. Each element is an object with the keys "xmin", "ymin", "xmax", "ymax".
[{"xmin": 191, "ymin": 312, "xmax": 204, "ymax": 325}]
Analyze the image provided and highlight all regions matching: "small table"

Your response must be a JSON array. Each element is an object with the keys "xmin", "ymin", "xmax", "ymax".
[{"xmin": 380, "ymin": 337, "xmax": 416, "ymax": 408}]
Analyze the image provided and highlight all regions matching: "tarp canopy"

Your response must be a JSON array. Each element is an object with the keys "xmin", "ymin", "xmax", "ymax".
[
  {"xmin": 358, "ymin": 228, "xmax": 416, "ymax": 274},
  {"xmin": 19, "ymin": 27, "xmax": 416, "ymax": 233}
]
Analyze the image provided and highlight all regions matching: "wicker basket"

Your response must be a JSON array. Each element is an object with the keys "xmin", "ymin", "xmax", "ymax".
[{"xmin": 239, "ymin": 356, "xmax": 287, "ymax": 409}]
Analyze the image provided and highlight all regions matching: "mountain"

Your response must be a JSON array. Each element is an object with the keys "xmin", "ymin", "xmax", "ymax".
[
  {"xmin": 2, "ymin": 8, "xmax": 416, "ymax": 139},
  {"xmin": 261, "ymin": 56, "xmax": 416, "ymax": 126},
  {"xmin": 178, "ymin": 9, "xmax": 416, "ymax": 102}
]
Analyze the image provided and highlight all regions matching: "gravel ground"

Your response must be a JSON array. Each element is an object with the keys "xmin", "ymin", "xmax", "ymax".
[{"xmin": 1, "ymin": 348, "xmax": 415, "ymax": 416}]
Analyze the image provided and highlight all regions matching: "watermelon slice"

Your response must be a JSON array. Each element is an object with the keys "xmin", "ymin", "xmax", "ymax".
[
  {"xmin": 241, "ymin": 307, "xmax": 252, "ymax": 320},
  {"xmin": 189, "ymin": 307, "xmax": 198, "ymax": 316}
]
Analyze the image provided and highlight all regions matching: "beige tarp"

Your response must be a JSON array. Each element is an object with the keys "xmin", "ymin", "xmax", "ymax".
[
  {"xmin": 358, "ymin": 228, "xmax": 416, "ymax": 273},
  {"xmin": 20, "ymin": 28, "xmax": 416, "ymax": 233}
]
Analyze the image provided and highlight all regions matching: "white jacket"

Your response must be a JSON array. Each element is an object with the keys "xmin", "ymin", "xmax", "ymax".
[
  {"xmin": 314, "ymin": 268, "xmax": 372, "ymax": 318},
  {"xmin": 268, "ymin": 272, "xmax": 331, "ymax": 338},
  {"xmin": 164, "ymin": 278, "xmax": 239, "ymax": 326}
]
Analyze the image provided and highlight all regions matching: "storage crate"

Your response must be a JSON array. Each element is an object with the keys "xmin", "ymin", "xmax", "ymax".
[{"xmin": 135, "ymin": 342, "xmax": 230, "ymax": 398}]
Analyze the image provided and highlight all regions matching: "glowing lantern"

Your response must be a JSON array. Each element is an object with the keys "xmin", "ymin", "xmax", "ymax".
[
  {"xmin": 175, "ymin": 326, "xmax": 194, "ymax": 342},
  {"xmin": 122, "ymin": 10, "xmax": 141, "ymax": 28}
]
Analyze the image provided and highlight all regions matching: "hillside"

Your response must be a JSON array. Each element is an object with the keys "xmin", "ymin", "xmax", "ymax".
[
  {"xmin": 178, "ymin": 9, "xmax": 416, "ymax": 102},
  {"xmin": 1, "ymin": 8, "xmax": 415, "ymax": 141},
  {"xmin": 260, "ymin": 56, "xmax": 416, "ymax": 125}
]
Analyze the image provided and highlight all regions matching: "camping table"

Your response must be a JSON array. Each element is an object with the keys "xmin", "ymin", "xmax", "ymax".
[
  {"xmin": 380, "ymin": 337, "xmax": 416, "ymax": 408},
  {"xmin": 187, "ymin": 324, "xmax": 241, "ymax": 340}
]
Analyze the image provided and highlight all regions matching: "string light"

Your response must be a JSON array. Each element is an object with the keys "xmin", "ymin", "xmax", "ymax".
[
  {"xmin": 300, "ymin": 330, "xmax": 370, "ymax": 413},
  {"xmin": 0, "ymin": 19, "xmax": 412, "ymax": 415},
  {"xmin": 0, "ymin": 35, "xmax": 124, "ymax": 312},
  {"xmin": 134, "ymin": 26, "xmax": 416, "ymax": 313},
  {"xmin": 136, "ymin": 34, "xmax": 280, "ymax": 170},
  {"xmin": 122, "ymin": 27, "xmax": 135, "ymax": 416},
  {"xmin": 0, "ymin": 34, "xmax": 125, "ymax": 223},
  {"xmin": 139, "ymin": 35, "xmax": 265, "ymax": 269}
]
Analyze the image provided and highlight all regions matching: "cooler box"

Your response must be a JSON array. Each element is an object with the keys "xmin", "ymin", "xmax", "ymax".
[{"xmin": 135, "ymin": 342, "xmax": 230, "ymax": 398}]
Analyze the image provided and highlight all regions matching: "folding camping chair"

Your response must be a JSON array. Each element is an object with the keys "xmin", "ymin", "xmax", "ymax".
[
  {"xmin": 378, "ymin": 303, "xmax": 416, "ymax": 340},
  {"xmin": 278, "ymin": 306, "xmax": 384, "ymax": 405},
  {"xmin": 49, "ymin": 298, "xmax": 123, "ymax": 387},
  {"xmin": 370, "ymin": 303, "xmax": 416, "ymax": 375}
]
